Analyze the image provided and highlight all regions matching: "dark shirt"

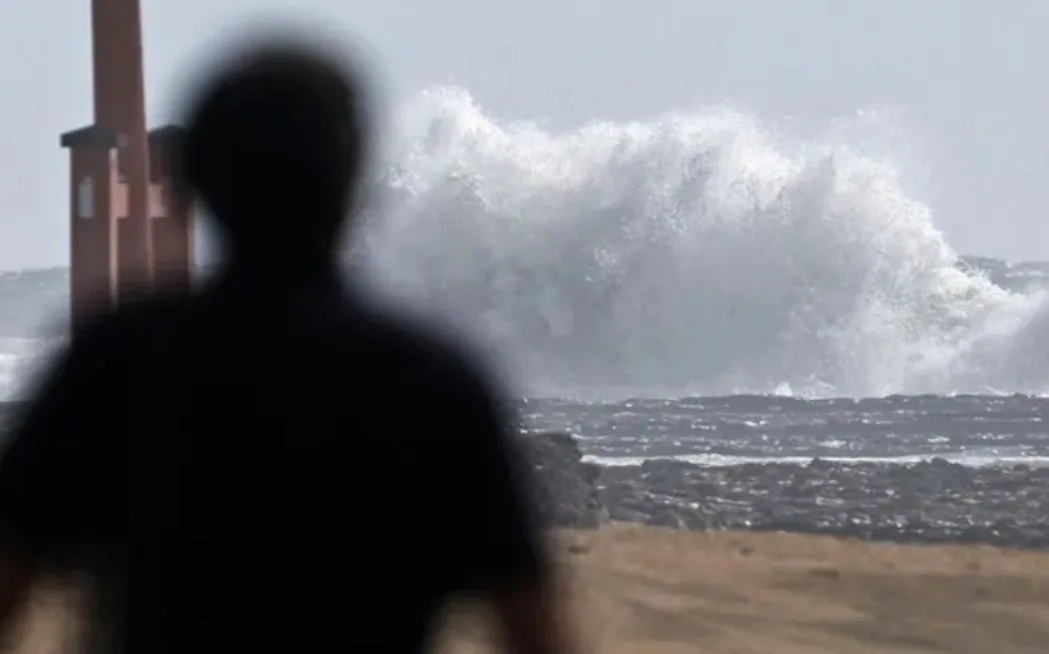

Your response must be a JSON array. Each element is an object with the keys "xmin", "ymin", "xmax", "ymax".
[{"xmin": 0, "ymin": 270, "xmax": 547, "ymax": 653}]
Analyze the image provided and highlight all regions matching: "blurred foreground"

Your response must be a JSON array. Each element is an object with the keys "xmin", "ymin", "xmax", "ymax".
[
  {"xmin": 5, "ymin": 526, "xmax": 1049, "ymax": 653},
  {"xmin": 438, "ymin": 526, "xmax": 1049, "ymax": 654}
]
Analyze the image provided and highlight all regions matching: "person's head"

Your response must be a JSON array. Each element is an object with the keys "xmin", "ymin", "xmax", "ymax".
[{"xmin": 177, "ymin": 37, "xmax": 369, "ymax": 266}]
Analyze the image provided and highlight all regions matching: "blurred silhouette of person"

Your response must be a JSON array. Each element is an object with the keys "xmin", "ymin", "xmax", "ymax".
[{"xmin": 0, "ymin": 36, "xmax": 578, "ymax": 654}]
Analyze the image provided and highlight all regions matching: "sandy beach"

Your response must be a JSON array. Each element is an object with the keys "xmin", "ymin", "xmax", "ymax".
[
  {"xmin": 5, "ymin": 525, "xmax": 1049, "ymax": 652},
  {"xmin": 436, "ymin": 526, "xmax": 1049, "ymax": 654}
]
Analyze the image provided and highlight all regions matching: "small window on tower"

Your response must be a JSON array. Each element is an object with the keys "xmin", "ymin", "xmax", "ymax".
[
  {"xmin": 78, "ymin": 176, "xmax": 93, "ymax": 219},
  {"xmin": 111, "ymin": 149, "xmax": 126, "ymax": 184}
]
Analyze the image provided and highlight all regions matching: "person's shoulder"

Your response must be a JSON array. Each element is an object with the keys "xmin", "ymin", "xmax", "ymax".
[
  {"xmin": 89, "ymin": 295, "xmax": 193, "ymax": 331},
  {"xmin": 69, "ymin": 295, "xmax": 197, "ymax": 354}
]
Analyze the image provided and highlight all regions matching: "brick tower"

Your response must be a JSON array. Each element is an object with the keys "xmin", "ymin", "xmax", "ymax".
[{"xmin": 59, "ymin": 0, "xmax": 194, "ymax": 336}]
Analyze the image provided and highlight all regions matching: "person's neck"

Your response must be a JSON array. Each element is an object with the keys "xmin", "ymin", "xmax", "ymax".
[{"xmin": 220, "ymin": 250, "xmax": 341, "ymax": 293}]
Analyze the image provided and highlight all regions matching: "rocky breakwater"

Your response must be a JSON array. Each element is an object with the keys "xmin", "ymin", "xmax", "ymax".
[
  {"xmin": 518, "ymin": 431, "xmax": 607, "ymax": 528},
  {"xmin": 598, "ymin": 457, "xmax": 1049, "ymax": 548},
  {"xmin": 520, "ymin": 432, "xmax": 1049, "ymax": 548}
]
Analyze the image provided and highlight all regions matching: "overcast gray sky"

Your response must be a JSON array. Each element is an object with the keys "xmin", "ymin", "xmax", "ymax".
[{"xmin": 1, "ymin": 0, "xmax": 1047, "ymax": 269}]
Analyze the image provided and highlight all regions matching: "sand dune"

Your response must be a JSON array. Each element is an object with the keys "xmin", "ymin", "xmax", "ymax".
[{"xmin": 437, "ymin": 526, "xmax": 1049, "ymax": 654}]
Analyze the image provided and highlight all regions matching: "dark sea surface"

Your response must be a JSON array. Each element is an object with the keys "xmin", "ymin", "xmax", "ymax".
[{"xmin": 521, "ymin": 394, "xmax": 1049, "ymax": 467}]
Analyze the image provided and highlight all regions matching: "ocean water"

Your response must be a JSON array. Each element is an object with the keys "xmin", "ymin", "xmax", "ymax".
[
  {"xmin": 5, "ymin": 88, "xmax": 1049, "ymax": 477},
  {"xmin": 520, "ymin": 394, "xmax": 1049, "ymax": 468}
]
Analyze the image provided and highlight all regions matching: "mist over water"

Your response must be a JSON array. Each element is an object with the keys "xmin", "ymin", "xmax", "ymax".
[
  {"xmin": 0, "ymin": 338, "xmax": 49, "ymax": 402},
  {"xmin": 355, "ymin": 87, "xmax": 1048, "ymax": 399}
]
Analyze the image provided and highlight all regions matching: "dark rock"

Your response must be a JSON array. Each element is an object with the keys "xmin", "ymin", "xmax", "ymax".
[
  {"xmin": 518, "ymin": 431, "xmax": 607, "ymax": 528},
  {"xmin": 585, "ymin": 457, "xmax": 1049, "ymax": 548}
]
